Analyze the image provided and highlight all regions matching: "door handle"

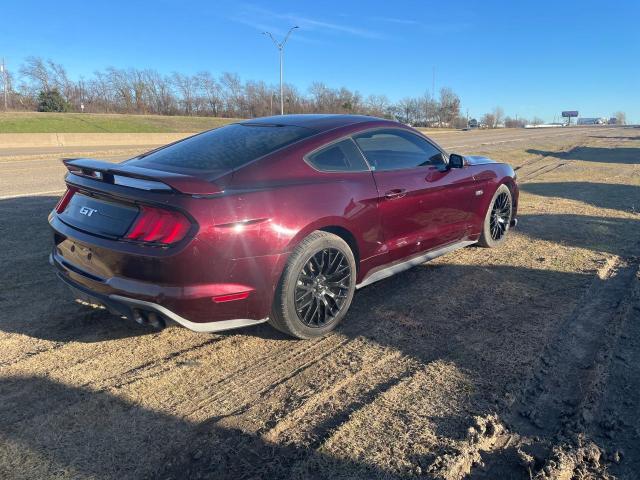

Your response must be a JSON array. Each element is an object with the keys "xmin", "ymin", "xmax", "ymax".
[{"xmin": 384, "ymin": 189, "xmax": 407, "ymax": 199}]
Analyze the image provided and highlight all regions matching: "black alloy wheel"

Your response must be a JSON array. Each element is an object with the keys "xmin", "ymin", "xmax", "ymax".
[{"xmin": 294, "ymin": 248, "xmax": 351, "ymax": 327}]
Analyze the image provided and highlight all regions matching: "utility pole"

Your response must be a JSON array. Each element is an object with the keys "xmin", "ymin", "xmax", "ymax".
[
  {"xmin": 1, "ymin": 58, "xmax": 7, "ymax": 111},
  {"xmin": 431, "ymin": 66, "xmax": 436, "ymax": 126},
  {"xmin": 432, "ymin": 66, "xmax": 435, "ymax": 101},
  {"xmin": 425, "ymin": 89, "xmax": 430, "ymax": 127},
  {"xmin": 263, "ymin": 26, "xmax": 299, "ymax": 115}
]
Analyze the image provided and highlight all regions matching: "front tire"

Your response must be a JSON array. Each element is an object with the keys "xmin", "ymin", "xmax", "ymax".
[
  {"xmin": 269, "ymin": 231, "xmax": 356, "ymax": 339},
  {"xmin": 478, "ymin": 184, "xmax": 513, "ymax": 248}
]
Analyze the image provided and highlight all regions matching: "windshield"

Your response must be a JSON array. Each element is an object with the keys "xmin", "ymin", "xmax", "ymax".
[{"xmin": 128, "ymin": 123, "xmax": 315, "ymax": 172}]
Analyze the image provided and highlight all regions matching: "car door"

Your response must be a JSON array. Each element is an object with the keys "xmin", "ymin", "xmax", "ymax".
[{"xmin": 353, "ymin": 128, "xmax": 476, "ymax": 263}]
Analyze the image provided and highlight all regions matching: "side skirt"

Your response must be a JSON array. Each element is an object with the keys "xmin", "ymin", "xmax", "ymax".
[{"xmin": 355, "ymin": 239, "xmax": 477, "ymax": 289}]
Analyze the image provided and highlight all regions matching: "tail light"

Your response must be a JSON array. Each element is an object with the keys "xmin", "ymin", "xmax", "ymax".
[
  {"xmin": 55, "ymin": 187, "xmax": 77, "ymax": 213},
  {"xmin": 125, "ymin": 206, "xmax": 191, "ymax": 245}
]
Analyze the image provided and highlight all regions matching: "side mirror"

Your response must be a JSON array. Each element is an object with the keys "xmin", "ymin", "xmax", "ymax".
[{"xmin": 449, "ymin": 153, "xmax": 466, "ymax": 168}]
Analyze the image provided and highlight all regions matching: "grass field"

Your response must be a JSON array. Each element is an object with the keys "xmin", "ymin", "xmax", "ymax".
[
  {"xmin": 0, "ymin": 111, "xmax": 464, "ymax": 134},
  {"xmin": 0, "ymin": 112, "xmax": 240, "ymax": 133}
]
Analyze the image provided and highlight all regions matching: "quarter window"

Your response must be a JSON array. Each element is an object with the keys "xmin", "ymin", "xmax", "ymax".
[
  {"xmin": 353, "ymin": 129, "xmax": 444, "ymax": 171},
  {"xmin": 306, "ymin": 139, "xmax": 369, "ymax": 172}
]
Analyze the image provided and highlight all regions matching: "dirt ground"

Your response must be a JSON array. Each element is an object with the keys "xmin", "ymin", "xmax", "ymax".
[{"xmin": 0, "ymin": 127, "xmax": 639, "ymax": 479}]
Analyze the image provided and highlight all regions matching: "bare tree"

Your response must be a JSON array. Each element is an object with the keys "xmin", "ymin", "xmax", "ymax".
[
  {"xmin": 364, "ymin": 94, "xmax": 390, "ymax": 117},
  {"xmin": 11, "ymin": 57, "xmax": 468, "ymax": 124},
  {"xmin": 197, "ymin": 72, "xmax": 223, "ymax": 116},
  {"xmin": 309, "ymin": 82, "xmax": 332, "ymax": 112},
  {"xmin": 172, "ymin": 73, "xmax": 200, "ymax": 115},
  {"xmin": 437, "ymin": 88, "xmax": 461, "ymax": 126},
  {"xmin": 396, "ymin": 97, "xmax": 421, "ymax": 125},
  {"xmin": 492, "ymin": 106, "xmax": 504, "ymax": 128},
  {"xmin": 145, "ymin": 70, "xmax": 176, "ymax": 115},
  {"xmin": 421, "ymin": 92, "xmax": 438, "ymax": 127},
  {"xmin": 47, "ymin": 59, "xmax": 74, "ymax": 102},
  {"xmin": 20, "ymin": 57, "xmax": 52, "ymax": 94},
  {"xmin": 220, "ymin": 72, "xmax": 244, "ymax": 116},
  {"xmin": 613, "ymin": 111, "xmax": 627, "ymax": 125},
  {"xmin": 504, "ymin": 116, "xmax": 528, "ymax": 128},
  {"xmin": 481, "ymin": 113, "xmax": 496, "ymax": 128},
  {"xmin": 1, "ymin": 67, "xmax": 17, "ymax": 109}
]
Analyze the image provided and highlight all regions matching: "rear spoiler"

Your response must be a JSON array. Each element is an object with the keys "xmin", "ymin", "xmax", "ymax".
[{"xmin": 63, "ymin": 158, "xmax": 223, "ymax": 195}]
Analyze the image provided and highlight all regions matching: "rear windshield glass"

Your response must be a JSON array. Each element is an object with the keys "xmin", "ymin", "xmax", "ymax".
[{"xmin": 128, "ymin": 124, "xmax": 315, "ymax": 171}]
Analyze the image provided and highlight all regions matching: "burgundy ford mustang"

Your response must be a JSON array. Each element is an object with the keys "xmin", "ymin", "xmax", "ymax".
[{"xmin": 49, "ymin": 114, "xmax": 518, "ymax": 339}]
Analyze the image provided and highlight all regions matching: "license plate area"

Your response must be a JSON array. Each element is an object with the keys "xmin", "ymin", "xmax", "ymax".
[{"xmin": 59, "ymin": 193, "xmax": 139, "ymax": 238}]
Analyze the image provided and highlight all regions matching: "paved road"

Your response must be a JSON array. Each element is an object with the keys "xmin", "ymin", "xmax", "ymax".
[{"xmin": 0, "ymin": 126, "xmax": 623, "ymax": 200}]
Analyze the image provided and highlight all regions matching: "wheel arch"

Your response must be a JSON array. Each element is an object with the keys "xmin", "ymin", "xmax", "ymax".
[
  {"xmin": 284, "ymin": 219, "xmax": 361, "ymax": 269},
  {"xmin": 502, "ymin": 176, "xmax": 519, "ymax": 218},
  {"xmin": 317, "ymin": 225, "xmax": 360, "ymax": 265}
]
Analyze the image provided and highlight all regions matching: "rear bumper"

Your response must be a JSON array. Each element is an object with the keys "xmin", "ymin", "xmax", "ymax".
[{"xmin": 50, "ymin": 251, "xmax": 269, "ymax": 333}]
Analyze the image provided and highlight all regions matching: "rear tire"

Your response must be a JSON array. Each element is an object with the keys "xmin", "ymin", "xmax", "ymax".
[
  {"xmin": 269, "ymin": 231, "xmax": 356, "ymax": 339},
  {"xmin": 478, "ymin": 184, "xmax": 513, "ymax": 248}
]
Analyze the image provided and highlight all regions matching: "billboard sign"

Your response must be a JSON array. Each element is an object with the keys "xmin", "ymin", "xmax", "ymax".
[{"xmin": 561, "ymin": 111, "xmax": 578, "ymax": 118}]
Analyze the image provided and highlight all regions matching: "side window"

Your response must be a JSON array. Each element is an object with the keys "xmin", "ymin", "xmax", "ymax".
[
  {"xmin": 306, "ymin": 138, "xmax": 370, "ymax": 172},
  {"xmin": 353, "ymin": 129, "xmax": 444, "ymax": 171}
]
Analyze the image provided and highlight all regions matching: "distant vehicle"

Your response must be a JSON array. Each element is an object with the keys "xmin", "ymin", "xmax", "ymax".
[
  {"xmin": 608, "ymin": 117, "xmax": 617, "ymax": 125},
  {"xmin": 577, "ymin": 118, "xmax": 603, "ymax": 125},
  {"xmin": 468, "ymin": 118, "xmax": 478, "ymax": 129},
  {"xmin": 49, "ymin": 114, "xmax": 519, "ymax": 339}
]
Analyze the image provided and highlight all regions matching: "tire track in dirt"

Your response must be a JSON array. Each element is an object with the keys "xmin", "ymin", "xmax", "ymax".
[
  {"xmin": 519, "ymin": 161, "xmax": 568, "ymax": 182},
  {"xmin": 527, "ymin": 255, "xmax": 640, "ymax": 480},
  {"xmin": 428, "ymin": 255, "xmax": 640, "ymax": 479},
  {"xmin": 311, "ymin": 360, "xmax": 476, "ymax": 478},
  {"xmin": 260, "ymin": 350, "xmax": 412, "ymax": 445},
  {"xmin": 159, "ymin": 358, "xmax": 473, "ymax": 480},
  {"xmin": 513, "ymin": 256, "xmax": 637, "ymax": 435},
  {"xmin": 176, "ymin": 334, "xmax": 354, "ymax": 421},
  {"xmin": 515, "ymin": 146, "xmax": 572, "ymax": 183},
  {"xmin": 594, "ymin": 266, "xmax": 640, "ymax": 478}
]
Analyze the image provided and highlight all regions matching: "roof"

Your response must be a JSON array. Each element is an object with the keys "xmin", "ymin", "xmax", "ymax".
[{"xmin": 240, "ymin": 114, "xmax": 384, "ymax": 132}]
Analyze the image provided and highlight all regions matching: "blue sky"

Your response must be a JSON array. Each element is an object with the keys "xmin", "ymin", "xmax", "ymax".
[{"xmin": 2, "ymin": 0, "xmax": 638, "ymax": 122}]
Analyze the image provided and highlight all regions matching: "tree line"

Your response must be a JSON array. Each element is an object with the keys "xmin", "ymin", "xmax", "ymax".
[
  {"xmin": 2, "ymin": 56, "xmax": 472, "ymax": 126},
  {"xmin": 6, "ymin": 56, "xmax": 621, "ymax": 127}
]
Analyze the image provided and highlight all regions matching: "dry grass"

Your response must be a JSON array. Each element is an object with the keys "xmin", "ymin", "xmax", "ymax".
[{"xmin": 0, "ymin": 127, "xmax": 639, "ymax": 479}]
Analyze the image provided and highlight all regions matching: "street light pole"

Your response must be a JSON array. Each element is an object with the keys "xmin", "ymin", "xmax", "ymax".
[
  {"xmin": 263, "ymin": 26, "xmax": 299, "ymax": 115},
  {"xmin": 1, "ymin": 58, "xmax": 7, "ymax": 111}
]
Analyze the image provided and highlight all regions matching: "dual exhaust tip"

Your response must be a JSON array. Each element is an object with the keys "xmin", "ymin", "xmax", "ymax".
[{"xmin": 132, "ymin": 309, "xmax": 166, "ymax": 329}]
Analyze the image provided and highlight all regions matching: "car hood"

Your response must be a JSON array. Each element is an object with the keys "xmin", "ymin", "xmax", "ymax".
[{"xmin": 465, "ymin": 155, "xmax": 497, "ymax": 165}]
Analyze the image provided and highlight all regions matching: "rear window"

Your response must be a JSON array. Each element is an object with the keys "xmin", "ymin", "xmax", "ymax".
[{"xmin": 128, "ymin": 123, "xmax": 315, "ymax": 171}]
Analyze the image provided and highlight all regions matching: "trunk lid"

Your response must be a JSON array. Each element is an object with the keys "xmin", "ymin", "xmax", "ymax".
[{"xmin": 57, "ymin": 158, "xmax": 213, "ymax": 244}]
